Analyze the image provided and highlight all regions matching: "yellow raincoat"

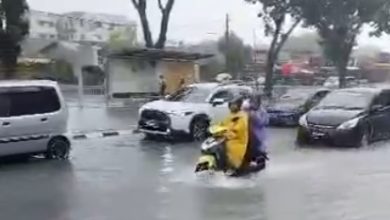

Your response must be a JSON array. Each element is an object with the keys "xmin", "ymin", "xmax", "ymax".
[{"xmin": 220, "ymin": 111, "xmax": 249, "ymax": 169}]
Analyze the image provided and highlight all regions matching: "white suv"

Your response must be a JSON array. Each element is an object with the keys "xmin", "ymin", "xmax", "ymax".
[{"xmin": 138, "ymin": 82, "xmax": 253, "ymax": 140}]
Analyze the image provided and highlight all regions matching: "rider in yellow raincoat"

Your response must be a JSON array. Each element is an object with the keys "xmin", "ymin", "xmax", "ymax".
[{"xmin": 220, "ymin": 97, "xmax": 249, "ymax": 171}]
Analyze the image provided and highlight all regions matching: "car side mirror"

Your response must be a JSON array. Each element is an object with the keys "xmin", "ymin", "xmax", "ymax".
[
  {"xmin": 211, "ymin": 98, "xmax": 225, "ymax": 107},
  {"xmin": 370, "ymin": 104, "xmax": 382, "ymax": 113}
]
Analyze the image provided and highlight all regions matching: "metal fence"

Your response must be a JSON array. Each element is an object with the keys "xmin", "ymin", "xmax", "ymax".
[{"xmin": 60, "ymin": 84, "xmax": 105, "ymax": 96}]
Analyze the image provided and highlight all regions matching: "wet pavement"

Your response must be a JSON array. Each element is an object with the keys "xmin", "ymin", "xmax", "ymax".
[
  {"xmin": 2, "ymin": 127, "xmax": 390, "ymax": 220},
  {"xmin": 66, "ymin": 97, "xmax": 141, "ymax": 133},
  {"xmin": 2, "ymin": 94, "xmax": 390, "ymax": 220}
]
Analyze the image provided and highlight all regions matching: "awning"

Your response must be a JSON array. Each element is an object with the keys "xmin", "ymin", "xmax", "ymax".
[{"xmin": 108, "ymin": 48, "xmax": 214, "ymax": 62}]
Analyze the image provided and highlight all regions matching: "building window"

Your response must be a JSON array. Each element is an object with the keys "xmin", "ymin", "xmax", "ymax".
[
  {"xmin": 80, "ymin": 19, "xmax": 84, "ymax": 27},
  {"xmin": 69, "ymin": 19, "xmax": 74, "ymax": 28},
  {"xmin": 95, "ymin": 21, "xmax": 102, "ymax": 28},
  {"xmin": 95, "ymin": 35, "xmax": 102, "ymax": 40},
  {"xmin": 80, "ymin": 34, "xmax": 85, "ymax": 41},
  {"xmin": 39, "ymin": 33, "xmax": 47, "ymax": 39},
  {"xmin": 109, "ymin": 23, "xmax": 116, "ymax": 30},
  {"xmin": 49, "ymin": 34, "xmax": 56, "ymax": 39},
  {"xmin": 47, "ymin": 22, "xmax": 54, "ymax": 27},
  {"xmin": 38, "ymin": 20, "xmax": 46, "ymax": 26}
]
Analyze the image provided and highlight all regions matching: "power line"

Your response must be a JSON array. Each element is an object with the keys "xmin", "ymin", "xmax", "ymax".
[{"xmin": 169, "ymin": 18, "xmax": 224, "ymax": 30}]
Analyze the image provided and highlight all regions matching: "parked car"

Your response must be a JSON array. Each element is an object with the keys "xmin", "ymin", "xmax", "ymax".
[
  {"xmin": 297, "ymin": 87, "xmax": 390, "ymax": 147},
  {"xmin": 0, "ymin": 80, "xmax": 70, "ymax": 159},
  {"xmin": 137, "ymin": 82, "xmax": 253, "ymax": 141},
  {"xmin": 266, "ymin": 88, "xmax": 330, "ymax": 126},
  {"xmin": 323, "ymin": 76, "xmax": 359, "ymax": 88}
]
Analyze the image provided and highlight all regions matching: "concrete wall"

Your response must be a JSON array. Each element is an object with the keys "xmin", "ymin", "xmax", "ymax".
[{"xmin": 107, "ymin": 59, "xmax": 158, "ymax": 97}]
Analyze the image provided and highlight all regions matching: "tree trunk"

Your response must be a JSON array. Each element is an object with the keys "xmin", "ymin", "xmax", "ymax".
[
  {"xmin": 138, "ymin": 10, "xmax": 153, "ymax": 48},
  {"xmin": 132, "ymin": 0, "xmax": 154, "ymax": 48},
  {"xmin": 337, "ymin": 60, "xmax": 347, "ymax": 88},
  {"xmin": 155, "ymin": 11, "xmax": 170, "ymax": 49},
  {"xmin": 337, "ymin": 41, "xmax": 355, "ymax": 88},
  {"xmin": 264, "ymin": 51, "xmax": 275, "ymax": 98},
  {"xmin": 264, "ymin": 28, "xmax": 280, "ymax": 98},
  {"xmin": 155, "ymin": 0, "xmax": 175, "ymax": 49}
]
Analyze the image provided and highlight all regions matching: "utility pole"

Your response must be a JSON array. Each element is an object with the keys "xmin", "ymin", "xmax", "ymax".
[
  {"xmin": 252, "ymin": 29, "xmax": 257, "ymax": 48},
  {"xmin": 225, "ymin": 13, "xmax": 230, "ymax": 74}
]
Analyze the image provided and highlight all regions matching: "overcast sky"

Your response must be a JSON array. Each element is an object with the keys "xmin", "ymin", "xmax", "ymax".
[{"xmin": 27, "ymin": 0, "xmax": 390, "ymax": 49}]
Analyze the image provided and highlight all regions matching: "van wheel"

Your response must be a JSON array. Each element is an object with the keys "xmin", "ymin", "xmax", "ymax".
[
  {"xmin": 45, "ymin": 138, "xmax": 70, "ymax": 160},
  {"xmin": 191, "ymin": 119, "xmax": 209, "ymax": 141}
]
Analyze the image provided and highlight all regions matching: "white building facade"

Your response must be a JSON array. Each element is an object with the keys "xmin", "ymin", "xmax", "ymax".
[
  {"xmin": 28, "ymin": 10, "xmax": 136, "ymax": 44},
  {"xmin": 28, "ymin": 10, "xmax": 60, "ymax": 40}
]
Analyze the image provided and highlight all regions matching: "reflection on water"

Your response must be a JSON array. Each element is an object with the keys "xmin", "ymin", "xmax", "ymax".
[
  {"xmin": 4, "ymin": 132, "xmax": 390, "ymax": 220},
  {"xmin": 0, "ymin": 160, "xmax": 76, "ymax": 220}
]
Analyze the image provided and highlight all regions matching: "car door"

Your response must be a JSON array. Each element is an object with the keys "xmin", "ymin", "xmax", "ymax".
[
  {"xmin": 376, "ymin": 90, "xmax": 390, "ymax": 139},
  {"xmin": 209, "ymin": 89, "xmax": 234, "ymax": 124},
  {"xmin": 368, "ymin": 92, "xmax": 389, "ymax": 141},
  {"xmin": 0, "ymin": 92, "xmax": 13, "ymax": 156}
]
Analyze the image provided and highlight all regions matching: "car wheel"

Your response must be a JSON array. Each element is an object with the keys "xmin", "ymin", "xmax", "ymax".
[
  {"xmin": 296, "ymin": 127, "xmax": 311, "ymax": 146},
  {"xmin": 45, "ymin": 138, "xmax": 70, "ymax": 160},
  {"xmin": 191, "ymin": 119, "xmax": 209, "ymax": 141},
  {"xmin": 144, "ymin": 133, "xmax": 158, "ymax": 140},
  {"xmin": 358, "ymin": 126, "xmax": 371, "ymax": 148}
]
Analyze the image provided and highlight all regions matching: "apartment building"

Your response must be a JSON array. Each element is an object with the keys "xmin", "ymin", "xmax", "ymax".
[
  {"xmin": 28, "ymin": 10, "xmax": 136, "ymax": 44},
  {"xmin": 28, "ymin": 10, "xmax": 60, "ymax": 40}
]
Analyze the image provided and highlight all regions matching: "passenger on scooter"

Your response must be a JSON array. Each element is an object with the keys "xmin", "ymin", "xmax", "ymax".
[
  {"xmin": 242, "ymin": 93, "xmax": 269, "ymax": 168},
  {"xmin": 219, "ymin": 97, "xmax": 249, "ymax": 173}
]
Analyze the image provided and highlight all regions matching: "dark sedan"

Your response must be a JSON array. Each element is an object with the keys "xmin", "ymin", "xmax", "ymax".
[
  {"xmin": 297, "ymin": 87, "xmax": 390, "ymax": 147},
  {"xmin": 266, "ymin": 88, "xmax": 330, "ymax": 126}
]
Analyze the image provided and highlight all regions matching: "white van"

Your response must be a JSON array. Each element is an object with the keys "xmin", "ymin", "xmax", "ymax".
[{"xmin": 0, "ymin": 80, "xmax": 70, "ymax": 159}]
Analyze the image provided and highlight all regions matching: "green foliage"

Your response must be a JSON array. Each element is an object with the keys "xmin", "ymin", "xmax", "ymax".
[
  {"xmin": 51, "ymin": 60, "xmax": 76, "ymax": 84},
  {"xmin": 217, "ymin": 32, "xmax": 252, "ymax": 78},
  {"xmin": 284, "ymin": 32, "xmax": 321, "ymax": 53},
  {"xmin": 109, "ymin": 25, "xmax": 138, "ymax": 51},
  {"xmin": 0, "ymin": 0, "xmax": 29, "ymax": 79},
  {"xmin": 245, "ymin": 0, "xmax": 302, "ymax": 97},
  {"xmin": 296, "ymin": 0, "xmax": 390, "ymax": 87}
]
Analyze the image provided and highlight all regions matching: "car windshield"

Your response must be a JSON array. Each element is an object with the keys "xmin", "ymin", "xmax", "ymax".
[
  {"xmin": 316, "ymin": 90, "xmax": 375, "ymax": 110},
  {"xmin": 279, "ymin": 90, "xmax": 312, "ymax": 104},
  {"xmin": 167, "ymin": 86, "xmax": 211, "ymax": 103}
]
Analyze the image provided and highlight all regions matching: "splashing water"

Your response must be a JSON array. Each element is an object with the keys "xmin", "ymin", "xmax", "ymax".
[{"xmin": 169, "ymin": 166, "xmax": 260, "ymax": 189}]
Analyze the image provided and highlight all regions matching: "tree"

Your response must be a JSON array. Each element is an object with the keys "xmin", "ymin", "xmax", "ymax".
[
  {"xmin": 0, "ymin": 0, "xmax": 29, "ymax": 79},
  {"xmin": 283, "ymin": 32, "xmax": 321, "ymax": 53},
  {"xmin": 246, "ymin": 0, "xmax": 302, "ymax": 97},
  {"xmin": 217, "ymin": 32, "xmax": 252, "ymax": 79},
  {"xmin": 131, "ymin": 0, "xmax": 174, "ymax": 49},
  {"xmin": 297, "ymin": 0, "xmax": 390, "ymax": 88},
  {"xmin": 109, "ymin": 25, "xmax": 138, "ymax": 51}
]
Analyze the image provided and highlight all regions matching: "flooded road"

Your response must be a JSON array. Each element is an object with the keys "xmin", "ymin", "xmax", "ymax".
[{"xmin": 1, "ymin": 128, "xmax": 390, "ymax": 220}]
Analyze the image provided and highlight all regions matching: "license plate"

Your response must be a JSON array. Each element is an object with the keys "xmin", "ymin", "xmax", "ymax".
[
  {"xmin": 146, "ymin": 121, "xmax": 158, "ymax": 128},
  {"xmin": 312, "ymin": 131, "xmax": 325, "ymax": 137}
]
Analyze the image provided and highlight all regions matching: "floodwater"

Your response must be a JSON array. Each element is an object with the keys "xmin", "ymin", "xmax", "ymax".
[{"xmin": 2, "ymin": 128, "xmax": 390, "ymax": 220}]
